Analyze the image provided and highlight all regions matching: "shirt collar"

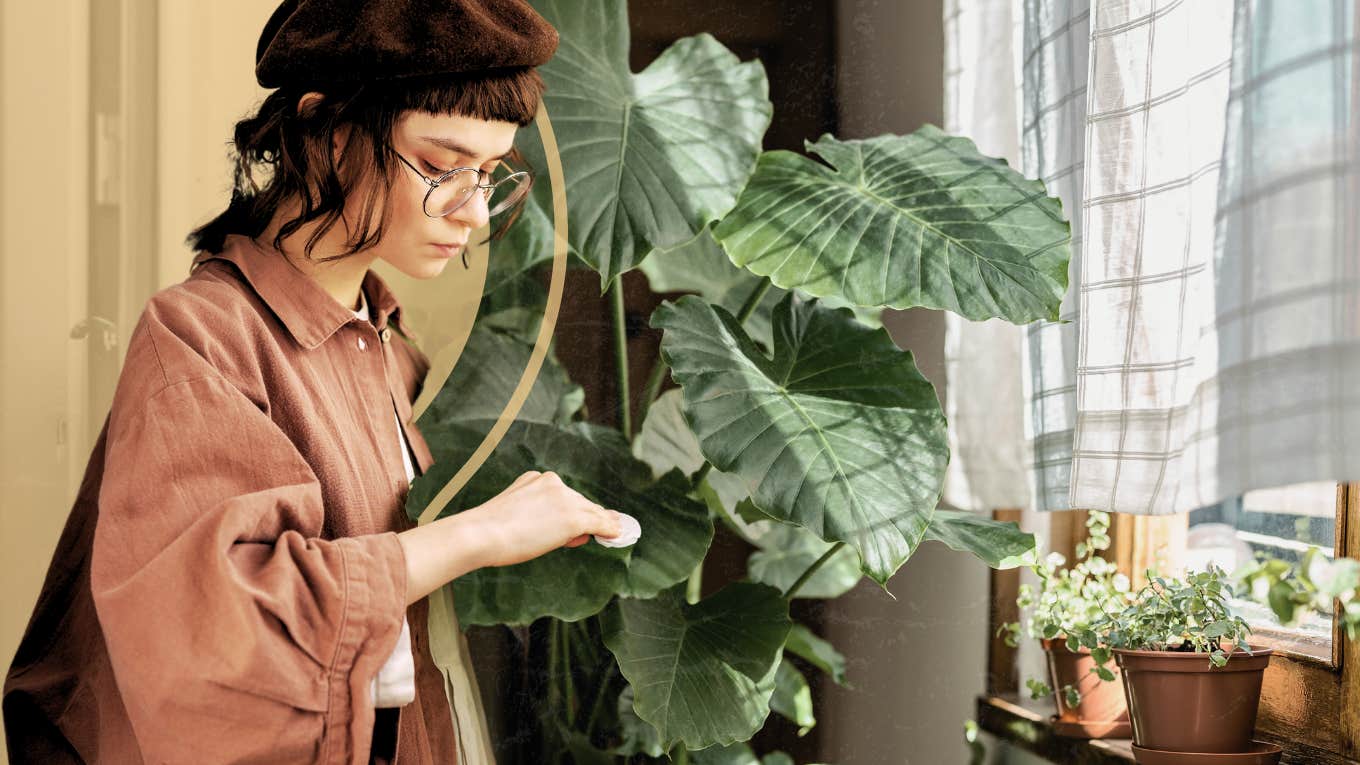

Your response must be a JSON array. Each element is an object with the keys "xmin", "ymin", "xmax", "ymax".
[{"xmin": 192, "ymin": 233, "xmax": 415, "ymax": 350}]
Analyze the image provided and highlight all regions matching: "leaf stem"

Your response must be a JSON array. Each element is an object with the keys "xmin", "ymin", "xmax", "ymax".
[
  {"xmin": 610, "ymin": 279, "xmax": 632, "ymax": 439},
  {"xmin": 735, "ymin": 277, "xmax": 772, "ymax": 324},
  {"xmin": 583, "ymin": 659, "xmax": 617, "ymax": 741},
  {"xmin": 548, "ymin": 619, "xmax": 560, "ymax": 714},
  {"xmin": 561, "ymin": 620, "xmax": 576, "ymax": 727},
  {"xmin": 784, "ymin": 542, "xmax": 845, "ymax": 599},
  {"xmin": 637, "ymin": 355, "xmax": 669, "ymax": 428},
  {"xmin": 686, "ymin": 560, "xmax": 703, "ymax": 604}
]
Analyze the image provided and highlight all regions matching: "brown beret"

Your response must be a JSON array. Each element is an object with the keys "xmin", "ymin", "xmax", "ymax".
[{"xmin": 255, "ymin": 0, "xmax": 559, "ymax": 88}]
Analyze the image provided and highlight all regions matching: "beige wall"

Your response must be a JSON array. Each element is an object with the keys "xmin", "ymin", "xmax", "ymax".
[{"xmin": 816, "ymin": 2, "xmax": 996, "ymax": 764}]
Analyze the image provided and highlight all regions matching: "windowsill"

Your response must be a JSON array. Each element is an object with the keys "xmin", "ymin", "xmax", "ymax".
[
  {"xmin": 975, "ymin": 694, "xmax": 1355, "ymax": 765},
  {"xmin": 975, "ymin": 695, "xmax": 1134, "ymax": 764}
]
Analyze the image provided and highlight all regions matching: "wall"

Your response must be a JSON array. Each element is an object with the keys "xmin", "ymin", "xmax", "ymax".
[{"xmin": 816, "ymin": 2, "xmax": 997, "ymax": 764}]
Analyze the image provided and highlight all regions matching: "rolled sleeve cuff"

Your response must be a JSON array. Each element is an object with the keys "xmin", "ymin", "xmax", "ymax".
[{"xmin": 322, "ymin": 531, "xmax": 408, "ymax": 763}]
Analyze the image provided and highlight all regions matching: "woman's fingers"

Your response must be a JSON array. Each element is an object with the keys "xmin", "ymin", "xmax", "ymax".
[{"xmin": 505, "ymin": 469, "xmax": 542, "ymax": 493}]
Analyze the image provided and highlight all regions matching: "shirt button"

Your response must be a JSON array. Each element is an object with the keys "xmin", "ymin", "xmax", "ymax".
[
  {"xmin": 357, "ymin": 337, "xmax": 368, "ymax": 351},
  {"xmin": 380, "ymin": 327, "xmax": 392, "ymax": 343}
]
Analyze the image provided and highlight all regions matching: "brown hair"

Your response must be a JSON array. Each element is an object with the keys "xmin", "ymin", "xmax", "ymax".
[{"xmin": 187, "ymin": 67, "xmax": 545, "ymax": 265}]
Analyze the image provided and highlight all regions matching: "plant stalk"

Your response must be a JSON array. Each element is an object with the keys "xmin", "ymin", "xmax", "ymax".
[
  {"xmin": 784, "ymin": 541, "xmax": 845, "ymax": 599},
  {"xmin": 610, "ymin": 279, "xmax": 632, "ymax": 439},
  {"xmin": 547, "ymin": 620, "xmax": 560, "ymax": 715},
  {"xmin": 686, "ymin": 560, "xmax": 703, "ymax": 604},
  {"xmin": 735, "ymin": 277, "xmax": 772, "ymax": 324},
  {"xmin": 637, "ymin": 355, "xmax": 670, "ymax": 428},
  {"xmin": 560, "ymin": 620, "xmax": 576, "ymax": 727},
  {"xmin": 583, "ymin": 660, "xmax": 617, "ymax": 740}
]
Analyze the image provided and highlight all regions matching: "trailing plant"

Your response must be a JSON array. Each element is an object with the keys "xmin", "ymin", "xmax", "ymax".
[
  {"xmin": 1237, "ymin": 547, "xmax": 1360, "ymax": 639},
  {"xmin": 1000, "ymin": 511, "xmax": 1133, "ymax": 706},
  {"xmin": 403, "ymin": 0, "xmax": 1068, "ymax": 760},
  {"xmin": 1097, "ymin": 565, "xmax": 1254, "ymax": 668}
]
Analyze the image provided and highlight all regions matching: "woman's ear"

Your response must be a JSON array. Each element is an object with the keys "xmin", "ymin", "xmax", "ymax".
[{"xmin": 295, "ymin": 92, "xmax": 348, "ymax": 164}]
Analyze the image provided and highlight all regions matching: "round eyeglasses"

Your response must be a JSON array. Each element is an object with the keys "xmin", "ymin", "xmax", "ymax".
[{"xmin": 390, "ymin": 148, "xmax": 532, "ymax": 219}]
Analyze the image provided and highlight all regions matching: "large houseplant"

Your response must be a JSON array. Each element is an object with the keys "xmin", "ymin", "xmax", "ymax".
[{"xmin": 402, "ymin": 0, "xmax": 1070, "ymax": 760}]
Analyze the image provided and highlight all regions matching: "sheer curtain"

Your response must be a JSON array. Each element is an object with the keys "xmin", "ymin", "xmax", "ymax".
[
  {"xmin": 944, "ymin": 0, "xmax": 1359, "ymax": 517},
  {"xmin": 943, "ymin": 0, "xmax": 1090, "ymax": 515},
  {"xmin": 1069, "ymin": 0, "xmax": 1359, "ymax": 514}
]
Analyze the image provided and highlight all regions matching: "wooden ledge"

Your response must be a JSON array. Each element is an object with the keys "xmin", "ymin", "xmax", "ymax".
[
  {"xmin": 976, "ymin": 695, "xmax": 1359, "ymax": 765},
  {"xmin": 976, "ymin": 695, "xmax": 1134, "ymax": 764}
]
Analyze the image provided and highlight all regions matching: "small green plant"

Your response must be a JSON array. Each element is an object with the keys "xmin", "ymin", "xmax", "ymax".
[
  {"xmin": 1098, "ymin": 564, "xmax": 1253, "ymax": 667},
  {"xmin": 1000, "ymin": 511, "xmax": 1133, "ymax": 706},
  {"xmin": 1237, "ymin": 547, "xmax": 1360, "ymax": 638}
]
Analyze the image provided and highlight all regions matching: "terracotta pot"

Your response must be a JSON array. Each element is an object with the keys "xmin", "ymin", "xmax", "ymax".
[
  {"xmin": 1114, "ymin": 646, "xmax": 1273, "ymax": 753},
  {"xmin": 1040, "ymin": 637, "xmax": 1129, "ymax": 732}
]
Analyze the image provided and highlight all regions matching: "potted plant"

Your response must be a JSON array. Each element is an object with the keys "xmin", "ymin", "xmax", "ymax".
[
  {"xmin": 1001, "ymin": 511, "xmax": 1135, "ymax": 738},
  {"xmin": 401, "ymin": 0, "xmax": 1069, "ymax": 760},
  {"xmin": 1097, "ymin": 565, "xmax": 1279, "ymax": 763}
]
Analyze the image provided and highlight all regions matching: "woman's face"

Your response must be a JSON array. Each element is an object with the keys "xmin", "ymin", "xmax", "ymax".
[{"xmin": 359, "ymin": 109, "xmax": 521, "ymax": 280}]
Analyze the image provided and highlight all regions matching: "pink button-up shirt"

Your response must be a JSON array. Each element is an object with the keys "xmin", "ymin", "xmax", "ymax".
[{"xmin": 4, "ymin": 233, "xmax": 462, "ymax": 763}]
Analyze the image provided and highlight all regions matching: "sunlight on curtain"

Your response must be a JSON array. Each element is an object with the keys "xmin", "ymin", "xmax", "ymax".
[{"xmin": 1070, "ymin": 0, "xmax": 1359, "ymax": 515}]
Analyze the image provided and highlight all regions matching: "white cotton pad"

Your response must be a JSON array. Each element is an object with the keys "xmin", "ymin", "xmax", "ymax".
[{"xmin": 594, "ymin": 512, "xmax": 641, "ymax": 548}]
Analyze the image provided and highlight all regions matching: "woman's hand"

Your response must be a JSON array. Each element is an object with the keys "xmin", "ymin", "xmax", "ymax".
[
  {"xmin": 395, "ymin": 470, "xmax": 625, "ymax": 605},
  {"xmin": 461, "ymin": 470, "xmax": 624, "ymax": 568}
]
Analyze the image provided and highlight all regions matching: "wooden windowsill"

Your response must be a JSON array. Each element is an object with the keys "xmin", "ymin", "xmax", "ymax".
[
  {"xmin": 976, "ymin": 695, "xmax": 1359, "ymax": 765},
  {"xmin": 975, "ymin": 695, "xmax": 1134, "ymax": 764}
]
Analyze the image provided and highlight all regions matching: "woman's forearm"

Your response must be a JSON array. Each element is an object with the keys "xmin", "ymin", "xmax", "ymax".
[{"xmin": 396, "ymin": 512, "xmax": 495, "ymax": 606}]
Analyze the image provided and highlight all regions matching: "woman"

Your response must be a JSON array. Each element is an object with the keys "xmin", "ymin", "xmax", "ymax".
[{"xmin": 2, "ymin": 1, "xmax": 628, "ymax": 762}]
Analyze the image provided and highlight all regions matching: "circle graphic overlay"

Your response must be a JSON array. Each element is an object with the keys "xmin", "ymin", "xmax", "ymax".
[{"xmin": 414, "ymin": 101, "xmax": 568, "ymax": 526}]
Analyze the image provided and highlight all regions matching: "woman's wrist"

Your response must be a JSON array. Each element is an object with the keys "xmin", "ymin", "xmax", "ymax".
[{"xmin": 396, "ymin": 511, "xmax": 495, "ymax": 605}]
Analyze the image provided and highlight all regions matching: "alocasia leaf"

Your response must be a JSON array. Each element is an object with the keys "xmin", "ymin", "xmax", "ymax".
[
  {"xmin": 714, "ymin": 126, "xmax": 1070, "ymax": 323},
  {"xmin": 654, "ymin": 293, "xmax": 949, "ymax": 585}
]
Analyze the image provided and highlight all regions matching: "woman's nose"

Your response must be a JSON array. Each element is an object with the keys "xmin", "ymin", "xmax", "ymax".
[{"xmin": 451, "ymin": 189, "xmax": 491, "ymax": 231}]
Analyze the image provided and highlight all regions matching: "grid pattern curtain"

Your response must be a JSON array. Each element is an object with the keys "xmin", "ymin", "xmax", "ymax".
[
  {"xmin": 1019, "ymin": 0, "xmax": 1091, "ymax": 513},
  {"xmin": 1069, "ymin": 0, "xmax": 1360, "ymax": 515},
  {"xmin": 943, "ymin": 0, "xmax": 1359, "ymax": 516}
]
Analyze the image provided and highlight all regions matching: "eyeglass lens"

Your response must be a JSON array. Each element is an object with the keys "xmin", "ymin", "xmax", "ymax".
[{"xmin": 424, "ymin": 169, "xmax": 530, "ymax": 218}]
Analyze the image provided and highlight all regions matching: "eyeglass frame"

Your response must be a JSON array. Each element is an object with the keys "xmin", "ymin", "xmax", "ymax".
[{"xmin": 388, "ymin": 146, "xmax": 532, "ymax": 220}]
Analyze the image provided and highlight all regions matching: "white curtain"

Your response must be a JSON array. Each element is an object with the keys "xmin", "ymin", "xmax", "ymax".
[
  {"xmin": 944, "ymin": 0, "xmax": 1359, "ymax": 517},
  {"xmin": 942, "ymin": 0, "xmax": 1031, "ymax": 512},
  {"xmin": 942, "ymin": 0, "xmax": 1090, "ymax": 515},
  {"xmin": 1070, "ymin": 0, "xmax": 1360, "ymax": 514}
]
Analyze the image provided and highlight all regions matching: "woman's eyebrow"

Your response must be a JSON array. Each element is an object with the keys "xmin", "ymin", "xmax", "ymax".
[{"xmin": 419, "ymin": 135, "xmax": 513, "ymax": 163}]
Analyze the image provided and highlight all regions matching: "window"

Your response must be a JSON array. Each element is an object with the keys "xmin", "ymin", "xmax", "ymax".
[{"xmin": 1185, "ymin": 481, "xmax": 1341, "ymax": 662}]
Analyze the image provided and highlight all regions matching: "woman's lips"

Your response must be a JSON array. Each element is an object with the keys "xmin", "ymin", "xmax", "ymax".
[{"xmin": 433, "ymin": 242, "xmax": 465, "ymax": 258}]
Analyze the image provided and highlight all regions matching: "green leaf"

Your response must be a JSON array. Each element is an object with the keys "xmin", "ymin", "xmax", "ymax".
[
  {"xmin": 640, "ymin": 230, "xmax": 884, "ymax": 352},
  {"xmin": 784, "ymin": 623, "xmax": 849, "ymax": 687},
  {"xmin": 713, "ymin": 126, "xmax": 1070, "ymax": 322},
  {"xmin": 522, "ymin": 0, "xmax": 772, "ymax": 287},
  {"xmin": 1268, "ymin": 581, "xmax": 1299, "ymax": 625},
  {"xmin": 747, "ymin": 521, "xmax": 861, "ymax": 599},
  {"xmin": 632, "ymin": 388, "xmax": 748, "ymax": 516},
  {"xmin": 654, "ymin": 293, "xmax": 949, "ymax": 585},
  {"xmin": 769, "ymin": 657, "xmax": 816, "ymax": 736},
  {"xmin": 761, "ymin": 754, "xmax": 796, "ymax": 765},
  {"xmin": 617, "ymin": 469, "xmax": 716, "ymax": 599},
  {"xmin": 689, "ymin": 742, "xmax": 761, "ymax": 765},
  {"xmin": 1094, "ymin": 666, "xmax": 1116, "ymax": 682},
  {"xmin": 922, "ymin": 510, "xmax": 1036, "ymax": 569},
  {"xmin": 601, "ymin": 582, "xmax": 792, "ymax": 750},
  {"xmin": 614, "ymin": 684, "xmax": 665, "ymax": 758},
  {"xmin": 408, "ymin": 324, "xmax": 710, "ymax": 624},
  {"xmin": 1064, "ymin": 686, "xmax": 1081, "ymax": 708}
]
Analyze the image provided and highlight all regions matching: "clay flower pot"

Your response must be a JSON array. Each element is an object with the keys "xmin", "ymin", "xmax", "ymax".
[
  {"xmin": 1114, "ymin": 646, "xmax": 1273, "ymax": 753},
  {"xmin": 1041, "ymin": 637, "xmax": 1130, "ymax": 738}
]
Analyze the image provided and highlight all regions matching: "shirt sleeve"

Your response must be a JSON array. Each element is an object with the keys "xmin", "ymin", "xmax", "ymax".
[{"xmin": 90, "ymin": 307, "xmax": 408, "ymax": 763}]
